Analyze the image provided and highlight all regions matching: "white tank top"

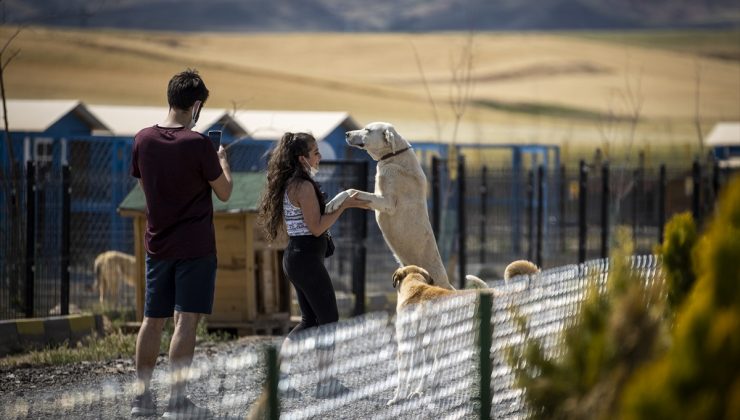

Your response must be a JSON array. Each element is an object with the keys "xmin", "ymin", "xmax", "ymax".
[{"xmin": 284, "ymin": 192, "xmax": 312, "ymax": 236}]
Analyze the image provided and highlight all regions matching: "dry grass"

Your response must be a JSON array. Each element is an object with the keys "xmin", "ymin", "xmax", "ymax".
[{"xmin": 2, "ymin": 26, "xmax": 739, "ymax": 156}]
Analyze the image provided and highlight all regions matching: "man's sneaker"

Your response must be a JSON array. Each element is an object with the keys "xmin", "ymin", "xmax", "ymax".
[
  {"xmin": 130, "ymin": 390, "xmax": 157, "ymax": 417},
  {"xmin": 161, "ymin": 396, "xmax": 212, "ymax": 419},
  {"xmin": 314, "ymin": 377, "xmax": 350, "ymax": 399}
]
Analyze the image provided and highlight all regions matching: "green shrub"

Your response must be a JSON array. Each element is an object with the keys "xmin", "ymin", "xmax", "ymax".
[
  {"xmin": 507, "ymin": 227, "xmax": 667, "ymax": 420},
  {"xmin": 621, "ymin": 176, "xmax": 740, "ymax": 420},
  {"xmin": 656, "ymin": 212, "xmax": 698, "ymax": 314}
]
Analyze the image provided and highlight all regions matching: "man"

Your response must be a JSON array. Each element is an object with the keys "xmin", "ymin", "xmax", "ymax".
[{"xmin": 130, "ymin": 69, "xmax": 232, "ymax": 419}]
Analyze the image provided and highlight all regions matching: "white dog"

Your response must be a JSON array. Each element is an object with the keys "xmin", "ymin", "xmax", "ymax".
[{"xmin": 326, "ymin": 122, "xmax": 454, "ymax": 290}]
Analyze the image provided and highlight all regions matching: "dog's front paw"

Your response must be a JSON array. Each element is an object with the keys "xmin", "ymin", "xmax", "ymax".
[{"xmin": 325, "ymin": 191, "xmax": 349, "ymax": 213}]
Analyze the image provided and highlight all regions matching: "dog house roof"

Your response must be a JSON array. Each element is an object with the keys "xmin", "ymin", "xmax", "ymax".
[
  {"xmin": 118, "ymin": 172, "xmax": 265, "ymax": 216},
  {"xmin": 1, "ymin": 99, "xmax": 108, "ymax": 133}
]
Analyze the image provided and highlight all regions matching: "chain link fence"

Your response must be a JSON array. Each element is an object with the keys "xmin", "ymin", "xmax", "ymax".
[{"xmin": 1, "ymin": 256, "xmax": 662, "ymax": 419}]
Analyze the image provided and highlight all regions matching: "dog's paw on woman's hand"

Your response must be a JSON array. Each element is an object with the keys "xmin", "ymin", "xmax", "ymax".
[{"xmin": 326, "ymin": 191, "xmax": 349, "ymax": 213}]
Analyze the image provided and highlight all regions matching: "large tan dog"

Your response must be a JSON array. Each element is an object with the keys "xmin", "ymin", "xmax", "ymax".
[
  {"xmin": 389, "ymin": 261, "xmax": 539, "ymax": 405},
  {"xmin": 92, "ymin": 250, "xmax": 137, "ymax": 306},
  {"xmin": 326, "ymin": 122, "xmax": 453, "ymax": 290}
]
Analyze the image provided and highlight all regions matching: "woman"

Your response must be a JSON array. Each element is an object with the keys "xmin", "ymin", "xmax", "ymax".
[{"xmin": 258, "ymin": 132, "xmax": 368, "ymax": 398}]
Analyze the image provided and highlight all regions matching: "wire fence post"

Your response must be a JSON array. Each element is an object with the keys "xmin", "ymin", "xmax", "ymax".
[
  {"xmin": 267, "ymin": 345, "xmax": 279, "ymax": 420},
  {"xmin": 536, "ymin": 165, "xmax": 544, "ymax": 268},
  {"xmin": 601, "ymin": 162, "xmax": 609, "ymax": 259},
  {"xmin": 352, "ymin": 161, "xmax": 368, "ymax": 316},
  {"xmin": 61, "ymin": 164, "xmax": 70, "ymax": 315},
  {"xmin": 527, "ymin": 169, "xmax": 534, "ymax": 262},
  {"xmin": 431, "ymin": 156, "xmax": 440, "ymax": 241},
  {"xmin": 658, "ymin": 164, "xmax": 666, "ymax": 244},
  {"xmin": 25, "ymin": 160, "xmax": 36, "ymax": 318},
  {"xmin": 559, "ymin": 164, "xmax": 566, "ymax": 253},
  {"xmin": 479, "ymin": 165, "xmax": 487, "ymax": 265},
  {"xmin": 457, "ymin": 155, "xmax": 466, "ymax": 289},
  {"xmin": 478, "ymin": 293, "xmax": 492, "ymax": 420},
  {"xmin": 578, "ymin": 160, "xmax": 587, "ymax": 264},
  {"xmin": 692, "ymin": 159, "xmax": 702, "ymax": 225}
]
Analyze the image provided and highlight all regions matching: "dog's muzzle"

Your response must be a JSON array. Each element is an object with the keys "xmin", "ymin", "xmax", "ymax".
[{"xmin": 345, "ymin": 132, "xmax": 365, "ymax": 148}]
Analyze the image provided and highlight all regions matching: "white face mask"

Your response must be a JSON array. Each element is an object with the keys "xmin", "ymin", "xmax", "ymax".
[{"xmin": 301, "ymin": 157, "xmax": 319, "ymax": 177}]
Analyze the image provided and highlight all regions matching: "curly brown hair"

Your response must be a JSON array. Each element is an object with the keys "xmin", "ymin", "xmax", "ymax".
[{"xmin": 257, "ymin": 132, "xmax": 325, "ymax": 241}]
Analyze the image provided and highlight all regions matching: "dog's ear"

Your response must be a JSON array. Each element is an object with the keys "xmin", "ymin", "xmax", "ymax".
[{"xmin": 383, "ymin": 128, "xmax": 396, "ymax": 154}]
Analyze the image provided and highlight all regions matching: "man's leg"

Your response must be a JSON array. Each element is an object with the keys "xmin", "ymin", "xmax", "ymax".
[
  {"xmin": 135, "ymin": 316, "xmax": 168, "ymax": 393},
  {"xmin": 132, "ymin": 316, "xmax": 168, "ymax": 416},
  {"xmin": 168, "ymin": 311, "xmax": 200, "ymax": 402}
]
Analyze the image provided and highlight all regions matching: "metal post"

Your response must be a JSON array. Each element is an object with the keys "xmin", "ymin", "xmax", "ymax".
[
  {"xmin": 352, "ymin": 161, "xmax": 368, "ymax": 316},
  {"xmin": 601, "ymin": 162, "xmax": 609, "ymax": 259},
  {"xmin": 658, "ymin": 165, "xmax": 666, "ymax": 244},
  {"xmin": 25, "ymin": 161, "xmax": 36, "ymax": 318},
  {"xmin": 61, "ymin": 164, "xmax": 70, "ymax": 315},
  {"xmin": 431, "ymin": 156, "xmax": 440, "ymax": 240},
  {"xmin": 457, "ymin": 155, "xmax": 466, "ymax": 290},
  {"xmin": 631, "ymin": 168, "xmax": 638, "ymax": 246},
  {"xmin": 478, "ymin": 293, "xmax": 492, "ymax": 420},
  {"xmin": 479, "ymin": 165, "xmax": 488, "ymax": 264},
  {"xmin": 559, "ymin": 164, "xmax": 566, "ymax": 253},
  {"xmin": 267, "ymin": 345, "xmax": 279, "ymax": 420},
  {"xmin": 578, "ymin": 160, "xmax": 587, "ymax": 264},
  {"xmin": 527, "ymin": 169, "xmax": 534, "ymax": 262},
  {"xmin": 512, "ymin": 148, "xmax": 523, "ymax": 254},
  {"xmin": 692, "ymin": 159, "xmax": 702, "ymax": 225},
  {"xmin": 536, "ymin": 165, "xmax": 544, "ymax": 268},
  {"xmin": 712, "ymin": 159, "xmax": 720, "ymax": 213}
]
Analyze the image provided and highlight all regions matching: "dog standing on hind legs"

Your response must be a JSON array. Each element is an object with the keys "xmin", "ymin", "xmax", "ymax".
[{"xmin": 326, "ymin": 122, "xmax": 454, "ymax": 290}]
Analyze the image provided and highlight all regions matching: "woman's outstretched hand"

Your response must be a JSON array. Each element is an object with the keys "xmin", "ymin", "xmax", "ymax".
[{"xmin": 343, "ymin": 191, "xmax": 371, "ymax": 210}]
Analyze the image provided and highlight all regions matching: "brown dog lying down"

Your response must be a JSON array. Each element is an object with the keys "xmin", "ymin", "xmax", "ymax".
[{"xmin": 389, "ymin": 261, "xmax": 539, "ymax": 405}]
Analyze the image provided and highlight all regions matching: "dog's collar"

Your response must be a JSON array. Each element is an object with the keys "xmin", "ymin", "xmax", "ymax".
[{"xmin": 379, "ymin": 147, "xmax": 411, "ymax": 161}]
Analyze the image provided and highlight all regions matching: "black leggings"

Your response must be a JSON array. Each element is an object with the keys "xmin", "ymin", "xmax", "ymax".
[{"xmin": 282, "ymin": 235, "xmax": 339, "ymax": 341}]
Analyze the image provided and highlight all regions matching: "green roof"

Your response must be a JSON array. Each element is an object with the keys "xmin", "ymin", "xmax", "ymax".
[{"xmin": 118, "ymin": 172, "xmax": 266, "ymax": 214}]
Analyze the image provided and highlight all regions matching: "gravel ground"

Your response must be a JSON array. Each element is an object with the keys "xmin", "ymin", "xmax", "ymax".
[
  {"xmin": 0, "ymin": 312, "xmax": 485, "ymax": 419},
  {"xmin": 0, "ymin": 337, "xmax": 276, "ymax": 420}
]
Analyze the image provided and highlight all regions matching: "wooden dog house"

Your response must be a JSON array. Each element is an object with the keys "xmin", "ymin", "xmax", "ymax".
[{"xmin": 118, "ymin": 173, "xmax": 291, "ymax": 334}]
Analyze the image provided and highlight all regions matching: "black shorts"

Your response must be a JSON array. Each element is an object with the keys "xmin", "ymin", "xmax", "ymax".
[{"xmin": 144, "ymin": 253, "xmax": 217, "ymax": 318}]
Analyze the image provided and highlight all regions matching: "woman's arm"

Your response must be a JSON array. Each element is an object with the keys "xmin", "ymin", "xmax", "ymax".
[{"xmin": 295, "ymin": 180, "xmax": 367, "ymax": 236}]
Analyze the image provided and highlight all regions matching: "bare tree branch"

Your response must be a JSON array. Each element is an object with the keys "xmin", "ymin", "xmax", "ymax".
[
  {"xmin": 693, "ymin": 59, "xmax": 704, "ymax": 156},
  {"xmin": 410, "ymin": 41, "xmax": 442, "ymax": 141}
]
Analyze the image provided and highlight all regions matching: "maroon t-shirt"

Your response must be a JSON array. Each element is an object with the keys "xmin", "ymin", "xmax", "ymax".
[{"xmin": 131, "ymin": 125, "xmax": 223, "ymax": 259}]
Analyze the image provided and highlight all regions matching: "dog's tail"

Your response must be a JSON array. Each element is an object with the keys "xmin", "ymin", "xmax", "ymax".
[
  {"xmin": 504, "ymin": 260, "xmax": 540, "ymax": 281},
  {"xmin": 465, "ymin": 274, "xmax": 489, "ymax": 290}
]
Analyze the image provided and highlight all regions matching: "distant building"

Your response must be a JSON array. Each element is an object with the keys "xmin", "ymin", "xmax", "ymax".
[
  {"xmin": 706, "ymin": 122, "xmax": 740, "ymax": 168},
  {"xmin": 232, "ymin": 110, "xmax": 360, "ymax": 160},
  {"xmin": 86, "ymin": 104, "xmax": 247, "ymax": 141},
  {"xmin": 0, "ymin": 99, "xmax": 108, "ymax": 168}
]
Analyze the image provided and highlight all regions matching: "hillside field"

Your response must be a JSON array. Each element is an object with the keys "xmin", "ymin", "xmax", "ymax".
[{"xmin": 3, "ymin": 26, "xmax": 739, "ymax": 162}]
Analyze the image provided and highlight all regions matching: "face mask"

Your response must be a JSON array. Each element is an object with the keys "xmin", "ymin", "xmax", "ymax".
[
  {"xmin": 301, "ymin": 157, "xmax": 319, "ymax": 177},
  {"xmin": 188, "ymin": 100, "xmax": 202, "ymax": 130}
]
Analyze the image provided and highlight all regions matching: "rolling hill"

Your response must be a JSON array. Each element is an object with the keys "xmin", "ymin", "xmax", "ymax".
[{"xmin": 5, "ymin": 0, "xmax": 740, "ymax": 32}]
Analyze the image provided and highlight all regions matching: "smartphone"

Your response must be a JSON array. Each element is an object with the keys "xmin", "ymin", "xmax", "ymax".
[{"xmin": 208, "ymin": 130, "xmax": 222, "ymax": 150}]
